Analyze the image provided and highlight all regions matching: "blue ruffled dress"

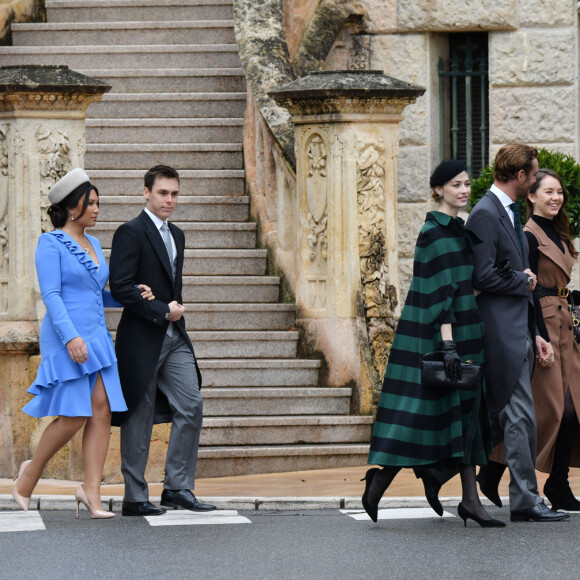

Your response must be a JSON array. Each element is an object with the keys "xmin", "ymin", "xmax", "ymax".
[{"xmin": 23, "ymin": 230, "xmax": 128, "ymax": 417}]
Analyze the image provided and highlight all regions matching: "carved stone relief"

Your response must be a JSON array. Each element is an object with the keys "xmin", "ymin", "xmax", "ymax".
[
  {"xmin": 36, "ymin": 125, "xmax": 72, "ymax": 233},
  {"xmin": 0, "ymin": 93, "xmax": 103, "ymax": 115},
  {"xmin": 305, "ymin": 134, "xmax": 329, "ymax": 264},
  {"xmin": 0, "ymin": 127, "xmax": 7, "ymax": 177},
  {"xmin": 0, "ymin": 125, "xmax": 9, "ymax": 314},
  {"xmin": 356, "ymin": 136, "xmax": 398, "ymax": 382}
]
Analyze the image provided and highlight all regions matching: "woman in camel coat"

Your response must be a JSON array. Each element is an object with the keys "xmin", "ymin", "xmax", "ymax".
[{"xmin": 525, "ymin": 168, "xmax": 580, "ymax": 511}]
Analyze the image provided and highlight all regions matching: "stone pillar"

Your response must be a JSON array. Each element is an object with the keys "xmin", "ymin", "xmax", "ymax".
[
  {"xmin": 0, "ymin": 65, "xmax": 110, "ymax": 477},
  {"xmin": 270, "ymin": 70, "xmax": 424, "ymax": 414}
]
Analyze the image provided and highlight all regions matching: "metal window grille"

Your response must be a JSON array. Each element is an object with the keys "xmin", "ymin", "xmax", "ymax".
[{"xmin": 439, "ymin": 34, "xmax": 489, "ymax": 177}]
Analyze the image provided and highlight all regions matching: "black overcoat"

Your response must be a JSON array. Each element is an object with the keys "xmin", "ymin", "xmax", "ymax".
[
  {"xmin": 466, "ymin": 191, "xmax": 536, "ymax": 417},
  {"xmin": 109, "ymin": 211, "xmax": 202, "ymax": 426}
]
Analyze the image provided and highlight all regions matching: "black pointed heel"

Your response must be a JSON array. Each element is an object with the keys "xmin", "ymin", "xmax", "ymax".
[
  {"xmin": 361, "ymin": 468, "xmax": 381, "ymax": 523},
  {"xmin": 415, "ymin": 468, "xmax": 443, "ymax": 517},
  {"xmin": 457, "ymin": 502, "xmax": 506, "ymax": 528}
]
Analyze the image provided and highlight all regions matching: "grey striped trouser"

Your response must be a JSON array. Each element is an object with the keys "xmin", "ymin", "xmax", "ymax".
[
  {"xmin": 120, "ymin": 331, "xmax": 202, "ymax": 502},
  {"xmin": 495, "ymin": 332, "xmax": 541, "ymax": 511}
]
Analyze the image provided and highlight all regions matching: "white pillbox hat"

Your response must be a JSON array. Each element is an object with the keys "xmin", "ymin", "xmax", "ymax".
[{"xmin": 47, "ymin": 168, "xmax": 91, "ymax": 204}]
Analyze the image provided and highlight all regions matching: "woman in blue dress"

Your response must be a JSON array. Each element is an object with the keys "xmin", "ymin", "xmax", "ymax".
[{"xmin": 12, "ymin": 168, "xmax": 154, "ymax": 519}]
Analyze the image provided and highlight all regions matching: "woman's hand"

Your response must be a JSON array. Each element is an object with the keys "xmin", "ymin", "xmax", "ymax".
[
  {"xmin": 137, "ymin": 284, "xmax": 155, "ymax": 301},
  {"xmin": 66, "ymin": 336, "xmax": 88, "ymax": 364},
  {"xmin": 440, "ymin": 340, "xmax": 462, "ymax": 383},
  {"xmin": 536, "ymin": 336, "xmax": 554, "ymax": 368}
]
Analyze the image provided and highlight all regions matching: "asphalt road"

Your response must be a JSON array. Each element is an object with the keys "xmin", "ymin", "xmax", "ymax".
[{"xmin": 1, "ymin": 507, "xmax": 579, "ymax": 580}]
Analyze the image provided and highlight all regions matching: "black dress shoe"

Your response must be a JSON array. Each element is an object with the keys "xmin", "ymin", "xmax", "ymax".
[
  {"xmin": 122, "ymin": 501, "xmax": 166, "ymax": 517},
  {"xmin": 160, "ymin": 489, "xmax": 217, "ymax": 512},
  {"xmin": 414, "ymin": 468, "xmax": 443, "ymax": 517},
  {"xmin": 544, "ymin": 480, "xmax": 580, "ymax": 511},
  {"xmin": 510, "ymin": 501, "xmax": 571, "ymax": 522}
]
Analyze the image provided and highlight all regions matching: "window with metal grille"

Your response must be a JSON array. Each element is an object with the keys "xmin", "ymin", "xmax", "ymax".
[{"xmin": 438, "ymin": 33, "xmax": 489, "ymax": 178}]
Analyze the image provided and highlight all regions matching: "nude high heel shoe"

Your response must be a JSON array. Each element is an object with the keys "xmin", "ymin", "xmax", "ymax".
[
  {"xmin": 75, "ymin": 485, "xmax": 115, "ymax": 519},
  {"xmin": 12, "ymin": 460, "xmax": 32, "ymax": 511}
]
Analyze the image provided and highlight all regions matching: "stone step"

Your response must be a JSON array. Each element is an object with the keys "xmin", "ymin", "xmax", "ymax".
[
  {"xmin": 198, "ymin": 359, "xmax": 320, "ymax": 387},
  {"xmin": 108, "ymin": 276, "xmax": 280, "ymax": 304},
  {"xmin": 193, "ymin": 331, "xmax": 298, "ymax": 358},
  {"xmin": 86, "ymin": 118, "xmax": 243, "ymax": 144},
  {"xmin": 87, "ymin": 92, "xmax": 247, "ymax": 118},
  {"xmin": 12, "ymin": 20, "xmax": 236, "ymax": 45},
  {"xmin": 181, "ymin": 276, "xmax": 280, "ymax": 303},
  {"xmin": 102, "ymin": 247, "xmax": 266, "ymax": 276},
  {"xmin": 85, "ymin": 143, "xmax": 243, "ymax": 171},
  {"xmin": 87, "ymin": 170, "xmax": 244, "ymax": 196},
  {"xmin": 94, "ymin": 222, "xmax": 256, "ymax": 249},
  {"xmin": 189, "ymin": 303, "xmax": 295, "ymax": 329},
  {"xmin": 109, "ymin": 330, "xmax": 298, "ymax": 358},
  {"xmin": 77, "ymin": 68, "xmax": 246, "ymax": 93},
  {"xmin": 196, "ymin": 443, "xmax": 369, "ymax": 478},
  {"xmin": 106, "ymin": 303, "xmax": 295, "ymax": 330},
  {"xmin": 201, "ymin": 388, "xmax": 352, "ymax": 416},
  {"xmin": 200, "ymin": 416, "xmax": 374, "ymax": 446},
  {"xmin": 98, "ymin": 196, "xmax": 249, "ymax": 222},
  {"xmin": 46, "ymin": 0, "xmax": 234, "ymax": 23},
  {"xmin": 0, "ymin": 45, "xmax": 242, "ymax": 69}
]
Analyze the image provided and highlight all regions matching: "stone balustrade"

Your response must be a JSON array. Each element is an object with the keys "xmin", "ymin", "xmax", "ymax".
[{"xmin": 270, "ymin": 70, "xmax": 424, "ymax": 412}]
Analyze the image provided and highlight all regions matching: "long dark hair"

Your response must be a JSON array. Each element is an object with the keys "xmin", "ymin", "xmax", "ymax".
[
  {"xmin": 47, "ymin": 181, "xmax": 98, "ymax": 229},
  {"xmin": 526, "ymin": 168, "xmax": 578, "ymax": 259}
]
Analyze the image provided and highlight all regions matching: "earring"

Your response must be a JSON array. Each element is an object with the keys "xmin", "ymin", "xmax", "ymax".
[{"xmin": 69, "ymin": 213, "xmax": 75, "ymax": 221}]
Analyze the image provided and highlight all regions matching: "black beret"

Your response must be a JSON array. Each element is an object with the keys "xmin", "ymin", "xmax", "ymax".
[{"xmin": 429, "ymin": 159, "xmax": 467, "ymax": 188}]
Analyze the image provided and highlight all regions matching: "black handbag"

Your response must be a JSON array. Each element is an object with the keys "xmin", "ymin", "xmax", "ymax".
[{"xmin": 420, "ymin": 351, "xmax": 481, "ymax": 391}]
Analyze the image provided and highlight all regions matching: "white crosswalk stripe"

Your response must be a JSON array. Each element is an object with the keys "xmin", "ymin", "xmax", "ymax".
[
  {"xmin": 340, "ymin": 508, "xmax": 456, "ymax": 521},
  {"xmin": 144, "ymin": 509, "xmax": 251, "ymax": 526},
  {"xmin": 0, "ymin": 511, "xmax": 46, "ymax": 532}
]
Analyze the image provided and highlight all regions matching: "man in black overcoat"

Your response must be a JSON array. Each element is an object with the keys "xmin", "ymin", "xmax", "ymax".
[
  {"xmin": 109, "ymin": 165, "xmax": 215, "ymax": 516},
  {"xmin": 468, "ymin": 144, "xmax": 566, "ymax": 522}
]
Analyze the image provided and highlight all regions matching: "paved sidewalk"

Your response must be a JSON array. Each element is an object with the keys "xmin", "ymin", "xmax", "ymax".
[{"xmin": 2, "ymin": 465, "xmax": 576, "ymax": 511}]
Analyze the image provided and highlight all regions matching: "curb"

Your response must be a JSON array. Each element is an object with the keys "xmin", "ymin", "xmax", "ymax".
[{"xmin": 0, "ymin": 494, "xmax": 503, "ymax": 512}]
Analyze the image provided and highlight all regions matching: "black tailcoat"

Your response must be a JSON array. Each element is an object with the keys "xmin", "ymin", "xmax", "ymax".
[{"xmin": 109, "ymin": 210, "xmax": 202, "ymax": 426}]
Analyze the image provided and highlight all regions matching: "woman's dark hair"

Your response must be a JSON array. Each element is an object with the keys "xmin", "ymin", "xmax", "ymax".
[
  {"xmin": 526, "ymin": 168, "xmax": 578, "ymax": 259},
  {"xmin": 47, "ymin": 181, "xmax": 98, "ymax": 229}
]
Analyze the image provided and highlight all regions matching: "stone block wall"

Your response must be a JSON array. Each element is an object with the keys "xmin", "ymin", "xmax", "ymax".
[{"xmin": 360, "ymin": 0, "xmax": 579, "ymax": 291}]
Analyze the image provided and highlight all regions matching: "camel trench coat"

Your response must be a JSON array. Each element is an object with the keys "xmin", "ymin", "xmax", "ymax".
[{"xmin": 525, "ymin": 218, "xmax": 580, "ymax": 472}]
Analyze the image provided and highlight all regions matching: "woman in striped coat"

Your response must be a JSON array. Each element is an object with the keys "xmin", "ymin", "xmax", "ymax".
[{"xmin": 362, "ymin": 160, "xmax": 501, "ymax": 527}]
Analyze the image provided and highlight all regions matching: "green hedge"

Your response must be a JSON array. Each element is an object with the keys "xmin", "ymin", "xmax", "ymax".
[{"xmin": 468, "ymin": 148, "xmax": 580, "ymax": 238}]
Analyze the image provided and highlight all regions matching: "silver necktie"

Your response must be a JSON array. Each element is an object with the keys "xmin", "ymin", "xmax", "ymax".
[
  {"xmin": 160, "ymin": 222, "xmax": 174, "ymax": 337},
  {"xmin": 160, "ymin": 222, "xmax": 173, "ymax": 264}
]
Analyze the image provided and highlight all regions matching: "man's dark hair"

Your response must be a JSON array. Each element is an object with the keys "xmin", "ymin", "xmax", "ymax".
[{"xmin": 144, "ymin": 165, "xmax": 180, "ymax": 191}]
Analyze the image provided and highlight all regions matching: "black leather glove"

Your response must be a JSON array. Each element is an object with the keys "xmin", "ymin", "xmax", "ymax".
[
  {"xmin": 496, "ymin": 259, "xmax": 513, "ymax": 279},
  {"xmin": 440, "ymin": 340, "xmax": 462, "ymax": 383}
]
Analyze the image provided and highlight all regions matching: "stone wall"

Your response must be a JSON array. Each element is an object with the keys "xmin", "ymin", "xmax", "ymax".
[{"xmin": 360, "ymin": 0, "xmax": 580, "ymax": 291}]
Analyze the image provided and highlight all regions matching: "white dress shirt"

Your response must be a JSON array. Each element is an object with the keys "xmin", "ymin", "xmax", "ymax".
[{"xmin": 490, "ymin": 183, "xmax": 516, "ymax": 227}]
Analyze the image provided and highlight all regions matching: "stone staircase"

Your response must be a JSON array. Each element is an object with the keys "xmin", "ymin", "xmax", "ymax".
[{"xmin": 3, "ymin": 0, "xmax": 372, "ymax": 477}]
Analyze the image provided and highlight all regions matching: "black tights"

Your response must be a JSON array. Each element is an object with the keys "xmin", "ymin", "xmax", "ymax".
[
  {"xmin": 371, "ymin": 464, "xmax": 492, "ymax": 520},
  {"xmin": 548, "ymin": 389, "xmax": 579, "ymax": 487}
]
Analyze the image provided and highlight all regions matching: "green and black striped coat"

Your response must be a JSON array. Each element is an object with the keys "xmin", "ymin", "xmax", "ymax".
[{"xmin": 368, "ymin": 211, "xmax": 492, "ymax": 467}]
